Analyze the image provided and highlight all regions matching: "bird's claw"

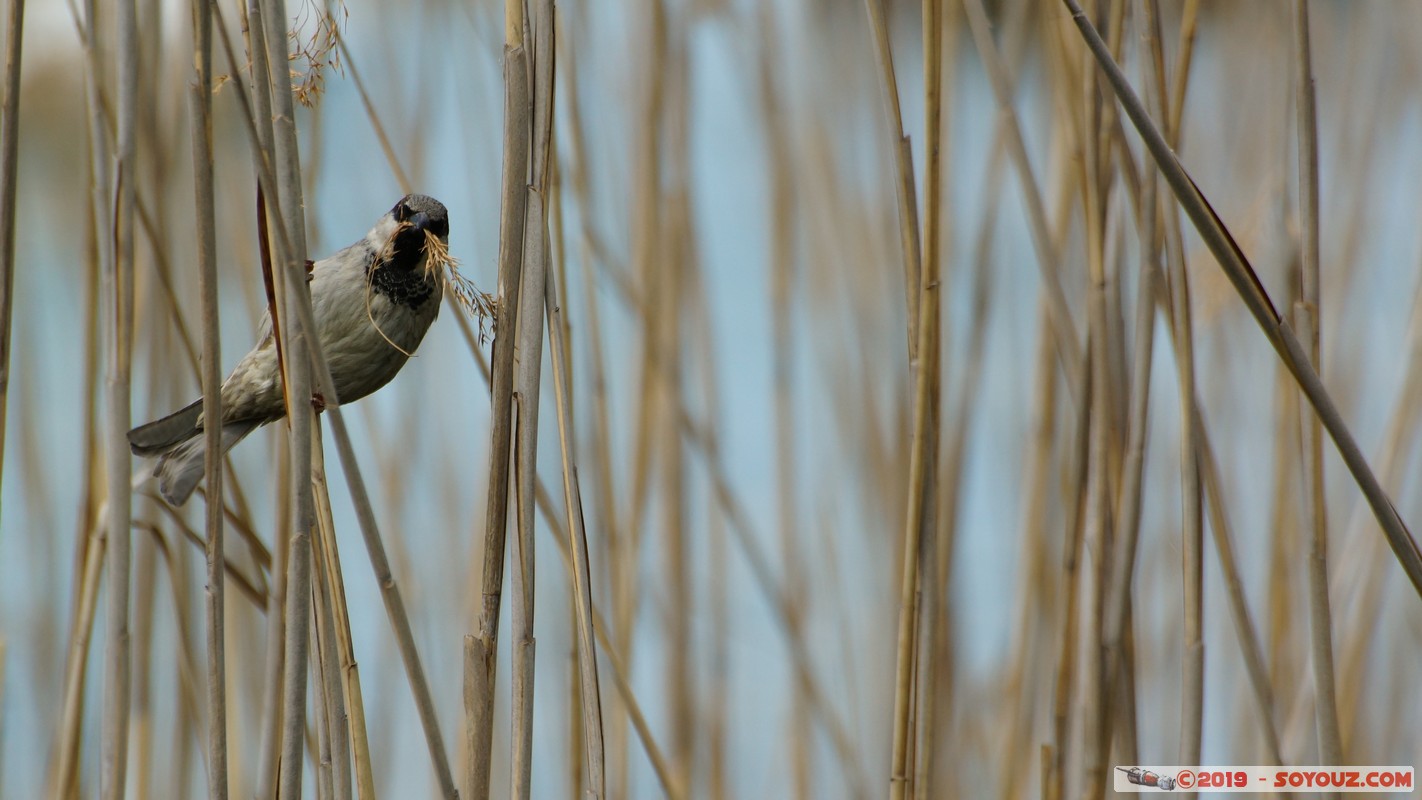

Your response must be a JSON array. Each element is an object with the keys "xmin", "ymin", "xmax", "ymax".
[
  {"xmin": 305, "ymin": 259, "xmax": 315, "ymax": 283},
  {"xmin": 311, "ymin": 392, "xmax": 327, "ymax": 413}
]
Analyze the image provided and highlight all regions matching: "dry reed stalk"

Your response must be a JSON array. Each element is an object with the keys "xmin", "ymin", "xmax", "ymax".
[
  {"xmin": 858, "ymin": 0, "xmax": 927, "ymax": 795},
  {"xmin": 684, "ymin": 263, "xmax": 730, "ymax": 800},
  {"xmin": 295, "ymin": 22, "xmax": 475, "ymax": 798},
  {"xmin": 509, "ymin": 2, "xmax": 556, "ymax": 794},
  {"xmin": 1002, "ymin": 308, "xmax": 1060, "ymax": 800},
  {"xmin": 132, "ymin": 509, "xmax": 156, "ymax": 798},
  {"xmin": 1125, "ymin": 0, "xmax": 1209, "ymax": 772},
  {"xmin": 1061, "ymin": 0, "xmax": 1422, "ymax": 597},
  {"xmin": 187, "ymin": 0, "xmax": 227, "ymax": 792},
  {"xmin": 510, "ymin": 186, "xmax": 548, "ymax": 800},
  {"xmin": 1192, "ymin": 419, "xmax": 1283, "ymax": 762},
  {"xmin": 53, "ymin": 525, "xmax": 107, "ymax": 798},
  {"xmin": 308, "ymin": 442, "xmax": 375, "ymax": 800},
  {"xmin": 232, "ymin": 0, "xmax": 288, "ymax": 790},
  {"xmin": 888, "ymin": 1, "xmax": 944, "ymax": 795},
  {"xmin": 1267, "ymin": 322, "xmax": 1302, "ymax": 738},
  {"xmin": 545, "ymin": 280, "xmax": 605, "ymax": 797},
  {"xmin": 1168, "ymin": 0, "xmax": 1200, "ymax": 147},
  {"xmin": 0, "ymin": 0, "xmax": 23, "ymax": 494},
  {"xmin": 1075, "ymin": 31, "xmax": 1118, "ymax": 792},
  {"xmin": 754, "ymin": 12, "xmax": 813, "ymax": 794},
  {"xmin": 622, "ymin": 0, "xmax": 669, "ymax": 785},
  {"xmin": 322, "ymin": 407, "xmax": 459, "ymax": 798},
  {"xmin": 1334, "ymin": 265, "xmax": 1422, "ymax": 741},
  {"xmin": 480, "ymin": 436, "xmax": 685, "ymax": 797},
  {"xmin": 962, "ymin": 0, "xmax": 1083, "ymax": 385},
  {"xmin": 249, "ymin": 0, "xmax": 344, "ymax": 789},
  {"xmin": 99, "ymin": 0, "xmax": 138, "ymax": 794},
  {"xmin": 1048, "ymin": 350, "xmax": 1093, "ymax": 800},
  {"xmin": 143, "ymin": 524, "xmax": 215, "ymax": 778},
  {"xmin": 552, "ymin": 30, "xmax": 627, "ymax": 791},
  {"xmin": 1162, "ymin": 90, "xmax": 1205, "ymax": 783},
  {"xmin": 1100, "ymin": 19, "xmax": 1161, "ymax": 769},
  {"xmin": 309, "ymin": 449, "xmax": 353, "ymax": 800},
  {"xmin": 923, "ymin": 11, "xmax": 1003, "ymax": 788},
  {"xmin": 539, "ymin": 60, "xmax": 605, "ymax": 791},
  {"xmin": 531, "ymin": 476, "xmax": 683, "ymax": 800},
  {"xmin": 1291, "ymin": 0, "xmax": 1343, "ymax": 771},
  {"xmin": 861, "ymin": 0, "xmax": 923, "ymax": 359},
  {"xmin": 663, "ymin": 183, "xmax": 694, "ymax": 800},
  {"xmin": 470, "ymin": 0, "xmax": 532, "ymax": 790},
  {"xmin": 462, "ymin": 635, "xmax": 478, "ymax": 800}
]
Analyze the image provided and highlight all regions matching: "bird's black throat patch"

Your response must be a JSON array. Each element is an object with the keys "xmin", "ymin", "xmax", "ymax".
[{"xmin": 367, "ymin": 251, "xmax": 436, "ymax": 309}]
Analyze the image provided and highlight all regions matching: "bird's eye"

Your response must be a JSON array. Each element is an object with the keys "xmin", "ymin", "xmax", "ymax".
[{"xmin": 393, "ymin": 202, "xmax": 411, "ymax": 222}]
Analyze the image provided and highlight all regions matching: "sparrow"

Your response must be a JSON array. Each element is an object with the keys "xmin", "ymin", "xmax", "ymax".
[{"xmin": 128, "ymin": 193, "xmax": 449, "ymax": 505}]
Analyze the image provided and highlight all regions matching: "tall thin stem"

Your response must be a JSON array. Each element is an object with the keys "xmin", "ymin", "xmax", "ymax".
[
  {"xmin": 1292, "ymin": 0, "xmax": 1343, "ymax": 770},
  {"xmin": 188, "ymin": 0, "xmax": 225, "ymax": 793},
  {"xmin": 470, "ymin": 1, "xmax": 531, "ymax": 791},
  {"xmin": 101, "ymin": 0, "xmax": 139, "ymax": 793},
  {"xmin": 0, "ymin": 0, "xmax": 24, "ymax": 494}
]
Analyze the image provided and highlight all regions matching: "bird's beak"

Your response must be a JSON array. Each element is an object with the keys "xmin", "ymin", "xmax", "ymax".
[{"xmin": 409, "ymin": 211, "xmax": 432, "ymax": 233}]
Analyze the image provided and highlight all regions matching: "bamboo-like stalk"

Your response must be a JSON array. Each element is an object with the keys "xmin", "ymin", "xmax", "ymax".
[
  {"xmin": 310, "ymin": 597, "xmax": 335, "ymax": 800},
  {"xmin": 449, "ymin": 286, "xmax": 682, "ymax": 800},
  {"xmin": 462, "ymin": 635, "xmax": 478, "ymax": 800},
  {"xmin": 1119, "ymin": 0, "xmax": 1206, "ymax": 770},
  {"xmin": 143, "ymin": 523, "xmax": 213, "ymax": 777},
  {"xmin": 0, "ymin": 0, "xmax": 23, "ymax": 495},
  {"xmin": 1060, "ymin": 0, "xmax": 1422, "ymax": 597},
  {"xmin": 237, "ymin": 0, "xmax": 286, "ymax": 790},
  {"xmin": 1164, "ymin": 106, "xmax": 1205, "ymax": 781},
  {"xmin": 187, "ymin": 0, "xmax": 226, "ymax": 792},
  {"xmin": 53, "ymin": 524, "xmax": 107, "ymax": 798},
  {"xmin": 1049, "ymin": 346, "xmax": 1092, "ymax": 800},
  {"xmin": 100, "ymin": 0, "xmax": 139, "ymax": 793},
  {"xmin": 251, "ymin": 0, "xmax": 324, "ymax": 792},
  {"xmin": 1101, "ymin": 100, "xmax": 1159, "ymax": 768},
  {"xmin": 685, "ymin": 268, "xmax": 730, "ymax": 800},
  {"xmin": 1076, "ymin": 37, "xmax": 1118, "ymax": 793},
  {"xmin": 323, "ymin": 408, "xmax": 459, "ymax": 798},
  {"xmin": 470, "ymin": 0, "xmax": 531, "ymax": 791},
  {"xmin": 1291, "ymin": 0, "xmax": 1343, "ymax": 771},
  {"xmin": 554, "ymin": 26, "xmax": 626, "ymax": 795},
  {"xmin": 134, "ymin": 533, "xmax": 156, "ymax": 798},
  {"xmin": 309, "ymin": 447, "xmax": 353, "ymax": 800},
  {"xmin": 861, "ymin": 0, "xmax": 922, "ymax": 359},
  {"xmin": 1002, "ymin": 309, "xmax": 1059, "ymax": 800},
  {"xmin": 545, "ymin": 282, "xmax": 605, "ymax": 797},
  {"xmin": 661, "ymin": 37, "xmax": 695, "ymax": 798},
  {"xmin": 533, "ymin": 475, "xmax": 683, "ymax": 800},
  {"xmin": 510, "ymin": 189, "xmax": 548, "ymax": 800},
  {"xmin": 510, "ymin": 3, "xmax": 555, "ymax": 796},
  {"xmin": 308, "ymin": 460, "xmax": 374, "ymax": 800},
  {"xmin": 889, "ymin": 1, "xmax": 943, "ymax": 795}
]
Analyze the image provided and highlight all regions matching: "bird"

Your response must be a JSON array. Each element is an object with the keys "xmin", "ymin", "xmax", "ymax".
[{"xmin": 128, "ymin": 193, "xmax": 449, "ymax": 506}]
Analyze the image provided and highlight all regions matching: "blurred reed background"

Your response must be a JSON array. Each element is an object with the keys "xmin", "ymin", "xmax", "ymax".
[{"xmin": 2, "ymin": 0, "xmax": 1422, "ymax": 797}]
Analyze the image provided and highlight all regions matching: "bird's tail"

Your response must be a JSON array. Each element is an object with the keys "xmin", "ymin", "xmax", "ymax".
[{"xmin": 128, "ymin": 401, "xmax": 262, "ymax": 505}]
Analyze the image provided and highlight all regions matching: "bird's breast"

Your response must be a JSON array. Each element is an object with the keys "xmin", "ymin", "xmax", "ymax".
[{"xmin": 309, "ymin": 258, "xmax": 441, "ymax": 405}]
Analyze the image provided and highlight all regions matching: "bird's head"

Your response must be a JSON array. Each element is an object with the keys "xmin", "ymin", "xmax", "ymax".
[{"xmin": 366, "ymin": 193, "xmax": 450, "ymax": 273}]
